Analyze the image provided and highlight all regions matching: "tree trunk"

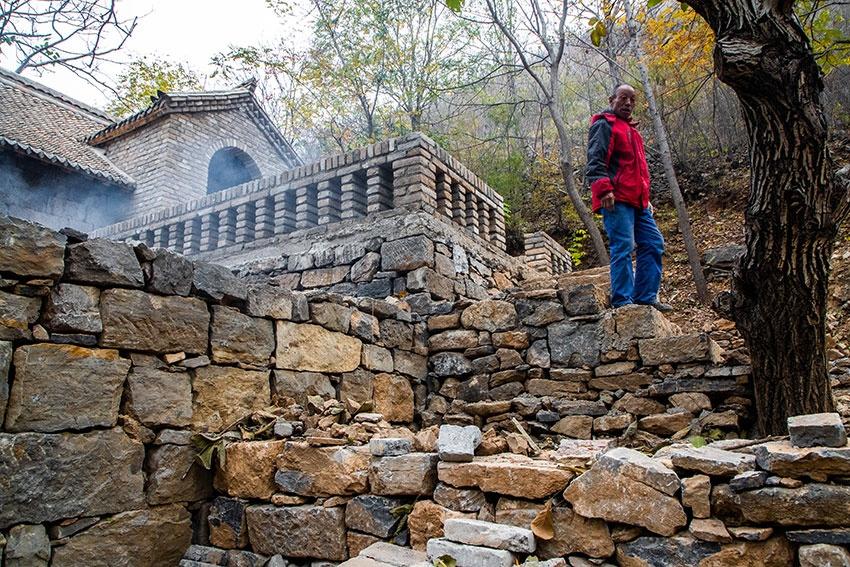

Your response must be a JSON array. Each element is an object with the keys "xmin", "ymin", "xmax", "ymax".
[
  {"xmin": 684, "ymin": 0, "xmax": 850, "ymax": 434},
  {"xmin": 623, "ymin": 0, "xmax": 710, "ymax": 303}
]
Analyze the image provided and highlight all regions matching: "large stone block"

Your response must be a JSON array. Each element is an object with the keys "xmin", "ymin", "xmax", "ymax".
[
  {"xmin": 426, "ymin": 539, "xmax": 514, "ymax": 567},
  {"xmin": 616, "ymin": 536, "xmax": 722, "ymax": 567},
  {"xmin": 148, "ymin": 248, "xmax": 194, "ymax": 296},
  {"xmin": 66, "ymin": 239, "xmax": 144, "ymax": 287},
  {"xmin": 100, "ymin": 289, "xmax": 210, "ymax": 354},
  {"xmin": 211, "ymin": 305, "xmax": 274, "ymax": 366},
  {"xmin": 788, "ymin": 413, "xmax": 847, "ymax": 448},
  {"xmin": 438, "ymin": 454, "xmax": 574, "ymax": 499},
  {"xmin": 192, "ymin": 261, "xmax": 247, "ymax": 302},
  {"xmin": 51, "ymin": 504, "xmax": 191, "ymax": 567},
  {"xmin": 245, "ymin": 285, "xmax": 293, "ymax": 319},
  {"xmin": 373, "ymin": 373, "xmax": 414, "ymax": 423},
  {"xmin": 611, "ymin": 304, "xmax": 680, "ymax": 344},
  {"xmin": 126, "ymin": 366, "xmax": 193, "ymax": 428},
  {"xmin": 346, "ymin": 495, "xmax": 405, "ymax": 537},
  {"xmin": 753, "ymin": 440, "xmax": 850, "ymax": 478},
  {"xmin": 209, "ymin": 497, "xmax": 250, "ymax": 549},
  {"xmin": 275, "ymin": 321, "xmax": 362, "ymax": 372},
  {"xmin": 146, "ymin": 443, "xmax": 213, "ymax": 505},
  {"xmin": 5, "ymin": 344, "xmax": 130, "ymax": 432},
  {"xmin": 712, "ymin": 483, "xmax": 850, "ymax": 527},
  {"xmin": 461, "ymin": 300, "xmax": 517, "ymax": 332},
  {"xmin": 549, "ymin": 319, "xmax": 606, "ymax": 367},
  {"xmin": 0, "ymin": 291, "xmax": 41, "ymax": 340},
  {"xmin": 191, "ymin": 366, "xmax": 271, "ymax": 432},
  {"xmin": 564, "ymin": 448, "xmax": 686, "ymax": 536},
  {"xmin": 5, "ymin": 523, "xmax": 51, "ymax": 566},
  {"xmin": 0, "ymin": 216, "xmax": 66, "ymax": 278},
  {"xmin": 438, "ymin": 425, "xmax": 482, "ymax": 462},
  {"xmin": 273, "ymin": 370, "xmax": 335, "ymax": 405},
  {"xmin": 45, "ymin": 283, "xmax": 102, "ymax": 333},
  {"xmin": 370, "ymin": 453, "xmax": 439, "ymax": 496},
  {"xmin": 639, "ymin": 333, "xmax": 723, "ymax": 366},
  {"xmin": 301, "ymin": 266, "xmax": 350, "ymax": 288},
  {"xmin": 443, "ymin": 518, "xmax": 535, "ymax": 553},
  {"xmin": 341, "ymin": 368, "xmax": 375, "ymax": 405},
  {"xmin": 215, "ymin": 440, "xmax": 285, "ymax": 500},
  {"xmin": 381, "ymin": 236, "xmax": 435, "ymax": 271},
  {"xmin": 0, "ymin": 428, "xmax": 144, "ymax": 528},
  {"xmin": 536, "ymin": 506, "xmax": 614, "ymax": 559},
  {"xmin": 246, "ymin": 504, "xmax": 347, "ymax": 561},
  {"xmin": 671, "ymin": 446, "xmax": 757, "ymax": 477},
  {"xmin": 276, "ymin": 442, "xmax": 371, "ymax": 497}
]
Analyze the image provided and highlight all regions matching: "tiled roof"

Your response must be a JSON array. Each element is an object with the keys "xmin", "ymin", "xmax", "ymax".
[
  {"xmin": 0, "ymin": 68, "xmax": 135, "ymax": 188},
  {"xmin": 87, "ymin": 84, "xmax": 302, "ymax": 168}
]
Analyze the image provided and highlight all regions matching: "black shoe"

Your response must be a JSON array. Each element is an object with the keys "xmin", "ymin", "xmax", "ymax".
[{"xmin": 648, "ymin": 301, "xmax": 673, "ymax": 313}]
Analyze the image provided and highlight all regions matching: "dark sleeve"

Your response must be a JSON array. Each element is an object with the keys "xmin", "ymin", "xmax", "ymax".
[{"xmin": 586, "ymin": 118, "xmax": 614, "ymax": 199}]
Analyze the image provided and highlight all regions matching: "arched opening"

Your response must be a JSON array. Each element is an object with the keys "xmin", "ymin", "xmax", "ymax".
[{"xmin": 207, "ymin": 147, "xmax": 261, "ymax": 193}]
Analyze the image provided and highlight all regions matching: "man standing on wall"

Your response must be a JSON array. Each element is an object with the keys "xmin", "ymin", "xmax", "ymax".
[{"xmin": 586, "ymin": 84, "xmax": 670, "ymax": 312}]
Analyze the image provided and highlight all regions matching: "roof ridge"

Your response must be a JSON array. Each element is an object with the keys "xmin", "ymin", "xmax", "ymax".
[{"xmin": 0, "ymin": 67, "xmax": 114, "ymax": 123}]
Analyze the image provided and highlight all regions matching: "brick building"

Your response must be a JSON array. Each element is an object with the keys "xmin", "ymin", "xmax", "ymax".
[{"xmin": 0, "ymin": 69, "xmax": 301, "ymax": 231}]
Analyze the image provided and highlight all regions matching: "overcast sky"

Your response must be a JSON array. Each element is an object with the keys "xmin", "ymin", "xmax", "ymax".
[{"xmin": 7, "ymin": 0, "xmax": 310, "ymax": 109}]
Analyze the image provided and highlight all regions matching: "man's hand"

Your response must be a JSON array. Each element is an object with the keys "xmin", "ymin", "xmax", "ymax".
[
  {"xmin": 648, "ymin": 201, "xmax": 655, "ymax": 215},
  {"xmin": 601, "ymin": 192, "xmax": 615, "ymax": 211}
]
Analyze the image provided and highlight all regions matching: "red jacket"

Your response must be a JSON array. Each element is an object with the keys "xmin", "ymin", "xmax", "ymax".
[{"xmin": 586, "ymin": 110, "xmax": 651, "ymax": 212}]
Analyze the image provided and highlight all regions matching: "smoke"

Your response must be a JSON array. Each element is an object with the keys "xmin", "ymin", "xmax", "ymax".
[{"xmin": 206, "ymin": 147, "xmax": 262, "ymax": 194}]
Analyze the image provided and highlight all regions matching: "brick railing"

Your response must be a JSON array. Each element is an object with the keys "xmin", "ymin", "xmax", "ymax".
[
  {"xmin": 92, "ymin": 133, "xmax": 506, "ymax": 254},
  {"xmin": 523, "ymin": 231, "xmax": 572, "ymax": 275}
]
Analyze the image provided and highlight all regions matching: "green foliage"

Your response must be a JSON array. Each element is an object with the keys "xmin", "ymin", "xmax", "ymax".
[
  {"xmin": 568, "ymin": 228, "xmax": 589, "ymax": 268},
  {"xmin": 107, "ymin": 56, "xmax": 201, "ymax": 117},
  {"xmin": 191, "ymin": 433, "xmax": 228, "ymax": 470},
  {"xmin": 588, "ymin": 18, "xmax": 608, "ymax": 47},
  {"xmin": 796, "ymin": 0, "xmax": 850, "ymax": 74},
  {"xmin": 390, "ymin": 503, "xmax": 414, "ymax": 536},
  {"xmin": 688, "ymin": 435, "xmax": 707, "ymax": 448},
  {"xmin": 445, "ymin": 0, "xmax": 464, "ymax": 11}
]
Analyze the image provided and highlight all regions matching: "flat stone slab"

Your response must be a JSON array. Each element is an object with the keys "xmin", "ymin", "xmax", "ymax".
[
  {"xmin": 438, "ymin": 454, "xmax": 574, "ymax": 499},
  {"xmin": 427, "ymin": 538, "xmax": 515, "ymax": 567},
  {"xmin": 359, "ymin": 542, "xmax": 429, "ymax": 566},
  {"xmin": 752, "ymin": 440, "xmax": 850, "ymax": 479},
  {"xmin": 786, "ymin": 529, "xmax": 850, "ymax": 545},
  {"xmin": 712, "ymin": 483, "xmax": 850, "ymax": 527},
  {"xmin": 443, "ymin": 518, "xmax": 535, "ymax": 553},
  {"xmin": 788, "ymin": 413, "xmax": 847, "ymax": 448},
  {"xmin": 369, "ymin": 438, "xmax": 412, "ymax": 457},
  {"xmin": 370, "ymin": 453, "xmax": 439, "ymax": 496},
  {"xmin": 670, "ymin": 446, "xmax": 756, "ymax": 476},
  {"xmin": 438, "ymin": 425, "xmax": 481, "ymax": 462},
  {"xmin": 246, "ymin": 504, "xmax": 347, "ymax": 561}
]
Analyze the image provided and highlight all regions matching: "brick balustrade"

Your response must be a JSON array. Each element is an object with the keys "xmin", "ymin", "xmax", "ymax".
[
  {"xmin": 523, "ymin": 231, "xmax": 572, "ymax": 275},
  {"xmin": 92, "ymin": 133, "xmax": 507, "ymax": 254}
]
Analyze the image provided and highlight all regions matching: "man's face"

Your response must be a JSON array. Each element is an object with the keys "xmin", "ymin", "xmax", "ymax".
[{"xmin": 610, "ymin": 86, "xmax": 636, "ymax": 120}]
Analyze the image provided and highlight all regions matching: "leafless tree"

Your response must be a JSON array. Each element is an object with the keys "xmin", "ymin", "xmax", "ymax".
[{"xmin": 0, "ymin": 0, "xmax": 136, "ymax": 80}]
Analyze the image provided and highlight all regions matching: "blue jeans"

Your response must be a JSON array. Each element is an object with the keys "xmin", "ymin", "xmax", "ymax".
[{"xmin": 601, "ymin": 202, "xmax": 665, "ymax": 307}]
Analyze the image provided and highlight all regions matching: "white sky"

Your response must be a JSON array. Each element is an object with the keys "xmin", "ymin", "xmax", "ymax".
[{"xmin": 4, "ymin": 0, "xmax": 312, "ymax": 109}]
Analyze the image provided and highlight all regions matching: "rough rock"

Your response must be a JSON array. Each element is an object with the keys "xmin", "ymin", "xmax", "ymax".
[
  {"xmin": 690, "ymin": 518, "xmax": 732, "ymax": 543},
  {"xmin": 461, "ymin": 300, "xmax": 517, "ymax": 331},
  {"xmin": 671, "ymin": 446, "xmax": 757, "ymax": 476},
  {"xmin": 682, "ymin": 474, "xmax": 711, "ymax": 518},
  {"xmin": 639, "ymin": 411, "xmax": 692, "ymax": 436},
  {"xmin": 373, "ymin": 373, "xmax": 414, "ymax": 423},
  {"xmin": 552, "ymin": 416, "xmax": 594, "ymax": 439},
  {"xmin": 5, "ymin": 344, "xmax": 130, "ymax": 432},
  {"xmin": 612, "ymin": 304, "xmax": 680, "ymax": 343},
  {"xmin": 245, "ymin": 285, "xmax": 293, "ymax": 319},
  {"xmin": 443, "ymin": 518, "xmax": 535, "ymax": 553},
  {"xmin": 301, "ymin": 266, "xmax": 350, "ymax": 288},
  {"xmin": 426, "ymin": 539, "xmax": 514, "ymax": 567},
  {"xmin": 786, "ymin": 529, "xmax": 850, "ymax": 545},
  {"xmin": 381, "ymin": 236, "xmax": 434, "ymax": 271},
  {"xmin": 712, "ymin": 483, "xmax": 850, "ymax": 527},
  {"xmin": 395, "ymin": 350, "xmax": 427, "ymax": 379},
  {"xmin": 0, "ymin": 291, "xmax": 41, "ymax": 340},
  {"xmin": 438, "ymin": 425, "xmax": 482, "ymax": 462},
  {"xmin": 209, "ymin": 497, "xmax": 250, "ymax": 549},
  {"xmin": 439, "ymin": 454, "xmax": 574, "ymax": 499},
  {"xmin": 276, "ymin": 321, "xmax": 362, "ymax": 372},
  {"xmin": 798, "ymin": 544, "xmax": 850, "ymax": 567},
  {"xmin": 215, "ymin": 440, "xmax": 286, "ymax": 500},
  {"xmin": 274, "ymin": 370, "xmax": 335, "ymax": 405},
  {"xmin": 407, "ymin": 501, "xmax": 470, "ymax": 551},
  {"xmin": 356, "ymin": 542, "xmax": 430, "ymax": 566},
  {"xmin": 370, "ymin": 438, "xmax": 412, "ymax": 457},
  {"xmin": 0, "ymin": 428, "xmax": 144, "ymax": 528},
  {"xmin": 126, "ymin": 366, "xmax": 193, "ymax": 428},
  {"xmin": 536, "ymin": 506, "xmax": 615, "ymax": 559},
  {"xmin": 370, "ymin": 453, "xmax": 439, "ymax": 496},
  {"xmin": 431, "ymin": 352, "xmax": 473, "ymax": 377},
  {"xmin": 148, "ymin": 248, "xmax": 194, "ymax": 296},
  {"xmin": 351, "ymin": 252, "xmax": 381, "ymax": 282},
  {"xmin": 787, "ymin": 412, "xmax": 847, "ymax": 448},
  {"xmin": 564, "ymin": 448, "xmax": 686, "ymax": 536},
  {"xmin": 362, "ymin": 344, "xmax": 393, "ymax": 372},
  {"xmin": 639, "ymin": 333, "xmax": 723, "ymax": 366},
  {"xmin": 191, "ymin": 366, "xmax": 271, "ymax": 432},
  {"xmin": 247, "ymin": 504, "xmax": 348, "ymax": 560},
  {"xmin": 100, "ymin": 289, "xmax": 210, "ymax": 353},
  {"xmin": 211, "ymin": 305, "xmax": 274, "ymax": 365},
  {"xmin": 433, "ymin": 484, "xmax": 487, "ymax": 512},
  {"xmin": 548, "ymin": 319, "xmax": 605, "ymax": 367},
  {"xmin": 752, "ymin": 440, "xmax": 850, "ymax": 479},
  {"xmin": 0, "ymin": 216, "xmax": 66, "ymax": 278},
  {"xmin": 146, "ymin": 443, "xmax": 213, "ymax": 504},
  {"xmin": 65, "ymin": 239, "xmax": 144, "ymax": 287},
  {"xmin": 192, "ymin": 261, "xmax": 247, "ymax": 302},
  {"xmin": 5, "ymin": 524, "xmax": 50, "ymax": 566},
  {"xmin": 429, "ymin": 329, "xmax": 479, "ymax": 351},
  {"xmin": 345, "ymin": 495, "xmax": 405, "ymax": 537},
  {"xmin": 276, "ymin": 442, "xmax": 371, "ymax": 497},
  {"xmin": 669, "ymin": 392, "xmax": 712, "ymax": 413},
  {"xmin": 616, "ymin": 536, "xmax": 722, "ymax": 566},
  {"xmin": 699, "ymin": 537, "xmax": 793, "ymax": 567},
  {"xmin": 0, "ymin": 340, "xmax": 10, "ymax": 425},
  {"xmin": 44, "ymin": 283, "xmax": 101, "ymax": 333}
]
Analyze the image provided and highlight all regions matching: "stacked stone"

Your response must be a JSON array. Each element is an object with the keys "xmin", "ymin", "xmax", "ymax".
[
  {"xmin": 232, "ymin": 211, "xmax": 524, "ymax": 306},
  {"xmin": 420, "ymin": 269, "xmax": 752, "ymax": 446}
]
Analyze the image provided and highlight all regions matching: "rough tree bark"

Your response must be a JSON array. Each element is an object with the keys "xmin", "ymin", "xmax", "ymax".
[
  {"xmin": 683, "ymin": 0, "xmax": 850, "ymax": 433},
  {"xmin": 622, "ymin": 0, "xmax": 710, "ymax": 303}
]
